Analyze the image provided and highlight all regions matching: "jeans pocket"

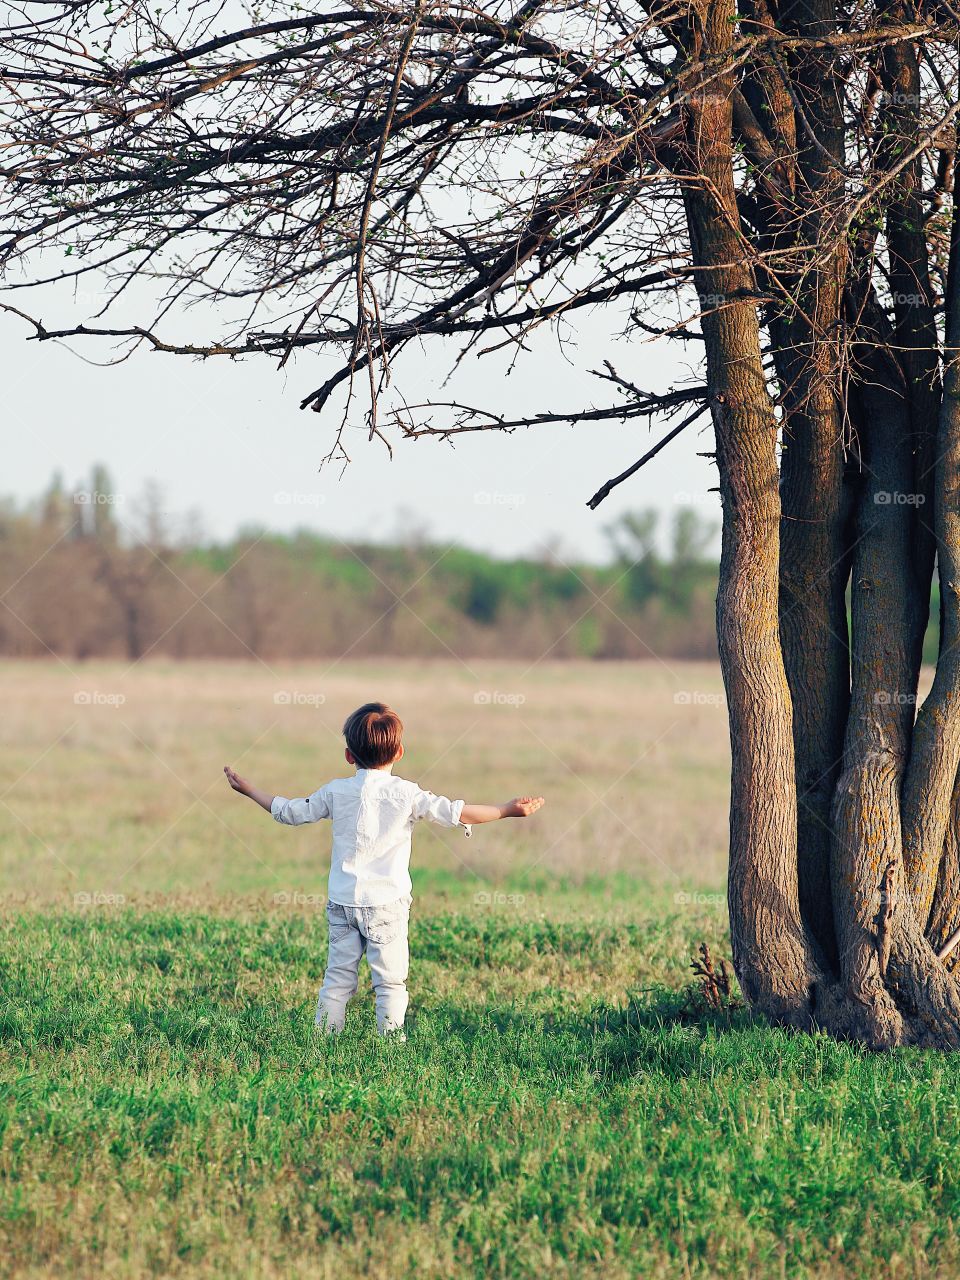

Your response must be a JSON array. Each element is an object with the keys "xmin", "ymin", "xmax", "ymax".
[
  {"xmin": 363, "ymin": 899, "xmax": 409, "ymax": 946},
  {"xmin": 326, "ymin": 901, "xmax": 350, "ymax": 931}
]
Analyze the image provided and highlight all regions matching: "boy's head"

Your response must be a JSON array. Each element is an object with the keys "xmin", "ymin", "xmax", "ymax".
[{"xmin": 342, "ymin": 702, "xmax": 404, "ymax": 769}]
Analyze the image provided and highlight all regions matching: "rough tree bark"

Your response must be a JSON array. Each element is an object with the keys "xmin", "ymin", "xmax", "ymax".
[
  {"xmin": 680, "ymin": 0, "xmax": 960, "ymax": 1045},
  {"xmin": 767, "ymin": 0, "xmax": 851, "ymax": 969},
  {"xmin": 678, "ymin": 0, "xmax": 820, "ymax": 1022}
]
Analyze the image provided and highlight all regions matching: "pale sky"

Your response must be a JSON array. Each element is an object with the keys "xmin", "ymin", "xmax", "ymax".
[{"xmin": 4, "ymin": 280, "xmax": 721, "ymax": 564}]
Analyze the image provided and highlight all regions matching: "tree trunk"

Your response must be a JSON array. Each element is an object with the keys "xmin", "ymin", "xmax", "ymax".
[
  {"xmin": 680, "ymin": 0, "xmax": 820, "ymax": 1023},
  {"xmin": 828, "ymin": 346, "xmax": 922, "ymax": 1044},
  {"xmin": 770, "ymin": 0, "xmax": 851, "ymax": 968},
  {"xmin": 680, "ymin": 0, "xmax": 960, "ymax": 1048},
  {"xmin": 901, "ymin": 108, "xmax": 960, "ymax": 928}
]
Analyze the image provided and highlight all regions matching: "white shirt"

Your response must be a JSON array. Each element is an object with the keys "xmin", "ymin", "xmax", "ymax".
[{"xmin": 270, "ymin": 767, "xmax": 466, "ymax": 906}]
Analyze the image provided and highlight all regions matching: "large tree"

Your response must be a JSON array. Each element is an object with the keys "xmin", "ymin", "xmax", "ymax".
[{"xmin": 4, "ymin": 0, "xmax": 960, "ymax": 1045}]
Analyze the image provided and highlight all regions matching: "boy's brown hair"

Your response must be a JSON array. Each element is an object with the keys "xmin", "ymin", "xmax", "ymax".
[{"xmin": 342, "ymin": 702, "xmax": 403, "ymax": 768}]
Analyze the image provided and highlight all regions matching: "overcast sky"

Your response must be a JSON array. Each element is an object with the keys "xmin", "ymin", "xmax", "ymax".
[{"xmin": 4, "ymin": 280, "xmax": 721, "ymax": 564}]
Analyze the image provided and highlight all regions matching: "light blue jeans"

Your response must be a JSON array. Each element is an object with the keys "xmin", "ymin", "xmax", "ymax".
[{"xmin": 316, "ymin": 894, "xmax": 411, "ymax": 1034}]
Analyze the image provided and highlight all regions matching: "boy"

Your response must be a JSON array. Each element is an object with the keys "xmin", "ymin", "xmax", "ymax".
[{"xmin": 224, "ymin": 701, "xmax": 544, "ymax": 1037}]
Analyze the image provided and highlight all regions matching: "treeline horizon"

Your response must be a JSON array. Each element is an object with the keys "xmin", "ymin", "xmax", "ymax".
[{"xmin": 1, "ymin": 468, "xmax": 758, "ymax": 662}]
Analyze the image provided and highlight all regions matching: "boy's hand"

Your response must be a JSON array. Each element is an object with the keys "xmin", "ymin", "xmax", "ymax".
[
  {"xmin": 504, "ymin": 796, "xmax": 545, "ymax": 818},
  {"xmin": 223, "ymin": 765, "xmax": 250, "ymax": 796},
  {"xmin": 224, "ymin": 766, "xmax": 276, "ymax": 813},
  {"xmin": 460, "ymin": 797, "xmax": 545, "ymax": 824}
]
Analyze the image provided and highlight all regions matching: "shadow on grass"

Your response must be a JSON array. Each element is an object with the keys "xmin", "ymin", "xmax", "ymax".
[{"xmin": 407, "ymin": 987, "xmax": 778, "ymax": 1083}]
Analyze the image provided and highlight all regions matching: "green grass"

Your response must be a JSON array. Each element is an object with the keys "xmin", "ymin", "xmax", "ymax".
[
  {"xmin": 4, "ymin": 902, "xmax": 960, "ymax": 1279},
  {"xmin": 2, "ymin": 661, "xmax": 955, "ymax": 1276}
]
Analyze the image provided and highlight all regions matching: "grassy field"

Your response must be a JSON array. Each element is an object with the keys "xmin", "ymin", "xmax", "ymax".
[
  {"xmin": 3, "ymin": 661, "xmax": 960, "ymax": 1278},
  {"xmin": 0, "ymin": 658, "xmax": 730, "ymax": 907}
]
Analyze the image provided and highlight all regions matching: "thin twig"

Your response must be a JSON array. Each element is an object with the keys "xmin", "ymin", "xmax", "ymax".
[
  {"xmin": 585, "ymin": 403, "xmax": 708, "ymax": 510},
  {"xmin": 937, "ymin": 925, "xmax": 960, "ymax": 962}
]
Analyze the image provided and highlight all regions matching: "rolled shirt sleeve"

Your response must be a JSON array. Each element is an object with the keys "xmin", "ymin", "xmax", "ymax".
[
  {"xmin": 271, "ymin": 785, "xmax": 332, "ymax": 826},
  {"xmin": 411, "ymin": 788, "xmax": 465, "ymax": 828}
]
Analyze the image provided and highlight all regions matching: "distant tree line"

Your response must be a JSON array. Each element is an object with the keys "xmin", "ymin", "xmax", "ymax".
[{"xmin": 2, "ymin": 469, "xmax": 723, "ymax": 662}]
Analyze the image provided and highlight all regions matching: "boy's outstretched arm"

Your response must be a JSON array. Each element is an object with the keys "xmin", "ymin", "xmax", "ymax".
[
  {"xmin": 223, "ymin": 765, "xmax": 275, "ymax": 813},
  {"xmin": 460, "ymin": 796, "xmax": 545, "ymax": 825}
]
